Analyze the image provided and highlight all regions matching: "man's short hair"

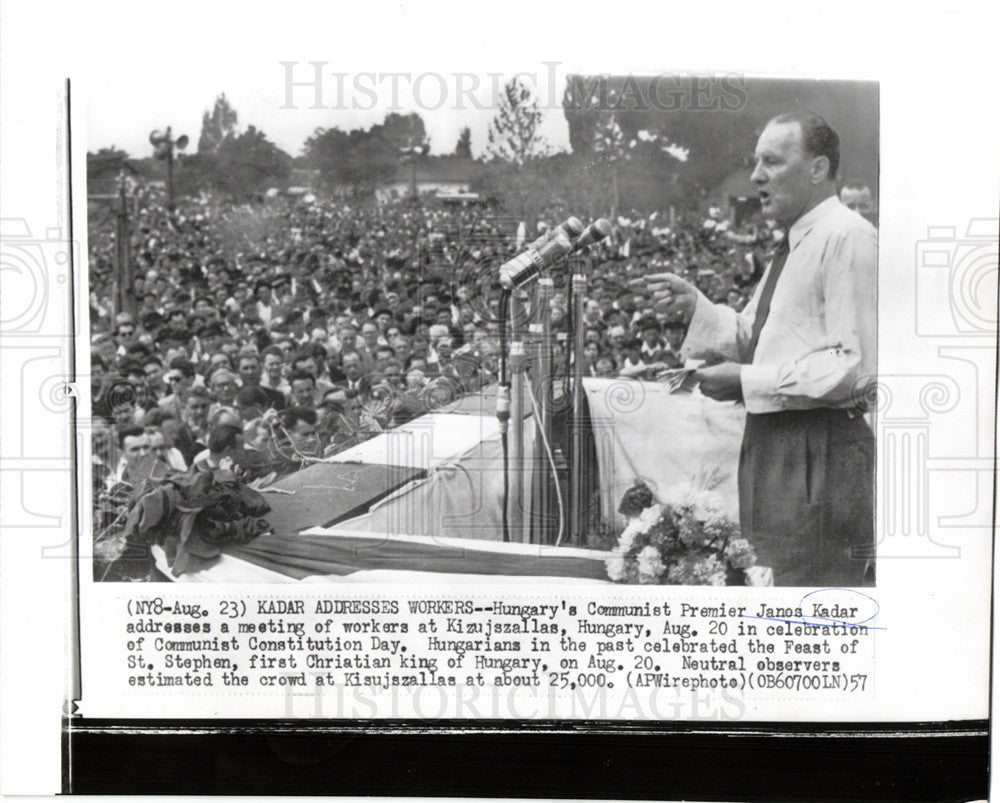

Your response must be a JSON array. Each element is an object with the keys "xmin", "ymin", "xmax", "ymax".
[
  {"xmin": 118, "ymin": 424, "xmax": 146, "ymax": 449},
  {"xmin": 236, "ymin": 385, "xmax": 268, "ymax": 407},
  {"xmin": 768, "ymin": 110, "xmax": 840, "ymax": 180},
  {"xmin": 281, "ymin": 406, "xmax": 317, "ymax": 428},
  {"xmin": 168, "ymin": 356, "xmax": 196, "ymax": 378},
  {"xmin": 207, "ymin": 424, "xmax": 241, "ymax": 454},
  {"xmin": 288, "ymin": 370, "xmax": 316, "ymax": 387},
  {"xmin": 840, "ymin": 177, "xmax": 872, "ymax": 192}
]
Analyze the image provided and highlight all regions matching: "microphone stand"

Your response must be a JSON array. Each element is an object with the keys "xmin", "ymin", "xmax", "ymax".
[
  {"xmin": 570, "ymin": 269, "xmax": 587, "ymax": 545},
  {"xmin": 530, "ymin": 277, "xmax": 555, "ymax": 544},
  {"xmin": 508, "ymin": 289, "xmax": 528, "ymax": 542}
]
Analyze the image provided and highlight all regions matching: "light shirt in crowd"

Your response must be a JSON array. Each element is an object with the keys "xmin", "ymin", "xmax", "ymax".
[{"xmin": 683, "ymin": 196, "xmax": 876, "ymax": 414}]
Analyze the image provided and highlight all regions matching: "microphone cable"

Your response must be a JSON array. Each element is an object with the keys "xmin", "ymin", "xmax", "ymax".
[
  {"xmin": 525, "ymin": 378, "xmax": 565, "ymax": 547},
  {"xmin": 497, "ymin": 289, "xmax": 512, "ymax": 543}
]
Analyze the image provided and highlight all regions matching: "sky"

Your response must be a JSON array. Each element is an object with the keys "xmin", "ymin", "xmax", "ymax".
[{"xmin": 78, "ymin": 3, "xmax": 581, "ymax": 159}]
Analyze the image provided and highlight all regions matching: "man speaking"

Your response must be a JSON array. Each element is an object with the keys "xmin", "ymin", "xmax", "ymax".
[{"xmin": 645, "ymin": 111, "xmax": 877, "ymax": 586}]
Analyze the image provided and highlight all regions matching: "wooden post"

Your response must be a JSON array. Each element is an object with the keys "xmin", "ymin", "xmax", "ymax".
[{"xmin": 114, "ymin": 178, "xmax": 133, "ymax": 318}]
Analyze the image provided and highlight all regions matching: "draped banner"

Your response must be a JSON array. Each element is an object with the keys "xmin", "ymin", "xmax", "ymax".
[
  {"xmin": 581, "ymin": 378, "xmax": 746, "ymax": 527},
  {"xmin": 154, "ymin": 530, "xmax": 609, "ymax": 584}
]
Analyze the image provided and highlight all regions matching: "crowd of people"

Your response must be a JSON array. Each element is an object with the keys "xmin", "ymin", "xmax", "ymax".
[{"xmin": 88, "ymin": 184, "xmax": 774, "ymax": 495}]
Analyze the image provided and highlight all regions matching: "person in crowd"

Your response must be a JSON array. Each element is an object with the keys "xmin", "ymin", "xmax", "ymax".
[
  {"xmin": 207, "ymin": 367, "xmax": 240, "ymax": 409},
  {"xmin": 260, "ymin": 346, "xmax": 290, "ymax": 396},
  {"xmin": 236, "ymin": 352, "xmax": 286, "ymax": 410},
  {"xmin": 111, "ymin": 425, "xmax": 152, "ymax": 486},
  {"xmin": 193, "ymin": 424, "xmax": 243, "ymax": 471},
  {"xmin": 158, "ymin": 357, "xmax": 197, "ymax": 420},
  {"xmin": 839, "ymin": 180, "xmax": 877, "ymax": 226},
  {"xmin": 146, "ymin": 426, "xmax": 188, "ymax": 471},
  {"xmin": 288, "ymin": 370, "xmax": 320, "ymax": 411}
]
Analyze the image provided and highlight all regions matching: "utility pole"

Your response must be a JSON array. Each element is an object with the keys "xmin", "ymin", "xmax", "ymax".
[{"xmin": 149, "ymin": 127, "xmax": 189, "ymax": 211}]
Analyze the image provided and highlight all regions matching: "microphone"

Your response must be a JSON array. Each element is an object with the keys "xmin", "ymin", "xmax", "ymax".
[
  {"xmin": 573, "ymin": 218, "xmax": 613, "ymax": 251},
  {"xmin": 499, "ymin": 230, "xmax": 574, "ymax": 289},
  {"xmin": 523, "ymin": 216, "xmax": 584, "ymax": 252}
]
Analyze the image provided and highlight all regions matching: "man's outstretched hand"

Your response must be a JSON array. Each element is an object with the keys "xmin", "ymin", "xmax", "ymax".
[
  {"xmin": 633, "ymin": 272, "xmax": 701, "ymax": 327},
  {"xmin": 694, "ymin": 362, "xmax": 743, "ymax": 402}
]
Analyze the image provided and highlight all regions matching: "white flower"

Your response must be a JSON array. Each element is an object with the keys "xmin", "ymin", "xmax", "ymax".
[
  {"xmin": 618, "ymin": 521, "xmax": 642, "ymax": 551},
  {"xmin": 606, "ymin": 552, "xmax": 627, "ymax": 582},
  {"xmin": 636, "ymin": 545, "xmax": 666, "ymax": 582},
  {"xmin": 635, "ymin": 503, "xmax": 664, "ymax": 534}
]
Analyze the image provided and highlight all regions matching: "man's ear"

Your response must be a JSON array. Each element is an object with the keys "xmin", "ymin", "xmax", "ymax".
[{"xmin": 810, "ymin": 155, "xmax": 831, "ymax": 184}]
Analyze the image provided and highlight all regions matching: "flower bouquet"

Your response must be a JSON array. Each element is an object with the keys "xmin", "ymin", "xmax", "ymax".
[
  {"xmin": 94, "ymin": 468, "xmax": 272, "ymax": 580},
  {"xmin": 606, "ymin": 480, "xmax": 770, "ymax": 586}
]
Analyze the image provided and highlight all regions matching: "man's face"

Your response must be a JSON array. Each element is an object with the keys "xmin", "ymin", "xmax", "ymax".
[
  {"xmin": 238, "ymin": 357, "xmax": 261, "ymax": 386},
  {"xmin": 210, "ymin": 375, "xmax": 238, "ymax": 403},
  {"xmin": 342, "ymin": 354, "xmax": 363, "ymax": 381},
  {"xmin": 338, "ymin": 327, "xmax": 358, "ymax": 349},
  {"xmin": 263, "ymin": 354, "xmax": 283, "ymax": 381},
  {"xmin": 94, "ymin": 338, "xmax": 116, "ymax": 363},
  {"xmin": 111, "ymin": 401, "xmax": 136, "ymax": 429},
  {"xmin": 114, "ymin": 324, "xmax": 136, "ymax": 345},
  {"xmin": 184, "ymin": 395, "xmax": 210, "ymax": 425},
  {"xmin": 290, "ymin": 379, "xmax": 316, "ymax": 409},
  {"xmin": 751, "ymin": 121, "xmax": 821, "ymax": 227},
  {"xmin": 122, "ymin": 433, "xmax": 151, "ymax": 468},
  {"xmin": 236, "ymin": 399, "xmax": 261, "ymax": 422},
  {"xmin": 289, "ymin": 419, "xmax": 317, "ymax": 450},
  {"xmin": 361, "ymin": 325, "xmax": 378, "ymax": 346},
  {"xmin": 294, "ymin": 357, "xmax": 318, "ymax": 377},
  {"xmin": 840, "ymin": 186, "xmax": 874, "ymax": 220},
  {"xmin": 594, "ymin": 357, "xmax": 616, "ymax": 377},
  {"xmin": 143, "ymin": 363, "xmax": 163, "ymax": 391},
  {"xmin": 665, "ymin": 327, "xmax": 684, "ymax": 350},
  {"xmin": 147, "ymin": 431, "xmax": 168, "ymax": 457}
]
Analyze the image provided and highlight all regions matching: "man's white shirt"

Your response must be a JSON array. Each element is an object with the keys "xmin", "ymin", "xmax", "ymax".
[{"xmin": 683, "ymin": 196, "xmax": 877, "ymax": 414}]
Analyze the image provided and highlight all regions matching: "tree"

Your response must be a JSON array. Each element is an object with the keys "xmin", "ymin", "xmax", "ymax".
[
  {"xmin": 211, "ymin": 125, "xmax": 292, "ymax": 197},
  {"xmin": 454, "ymin": 126, "xmax": 472, "ymax": 159},
  {"xmin": 303, "ymin": 124, "xmax": 398, "ymax": 191},
  {"xmin": 87, "ymin": 146, "xmax": 132, "ymax": 181},
  {"xmin": 484, "ymin": 78, "xmax": 547, "ymax": 166},
  {"xmin": 197, "ymin": 93, "xmax": 239, "ymax": 154},
  {"xmin": 381, "ymin": 112, "xmax": 429, "ymax": 153}
]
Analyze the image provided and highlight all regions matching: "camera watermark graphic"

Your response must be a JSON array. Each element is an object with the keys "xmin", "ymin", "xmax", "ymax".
[
  {"xmin": 914, "ymin": 219, "xmax": 998, "ymax": 338},
  {"xmin": 0, "ymin": 218, "xmax": 80, "ymax": 337}
]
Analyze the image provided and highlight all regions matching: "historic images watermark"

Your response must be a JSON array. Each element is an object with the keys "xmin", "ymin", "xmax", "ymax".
[{"xmin": 278, "ymin": 62, "xmax": 748, "ymax": 114}]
